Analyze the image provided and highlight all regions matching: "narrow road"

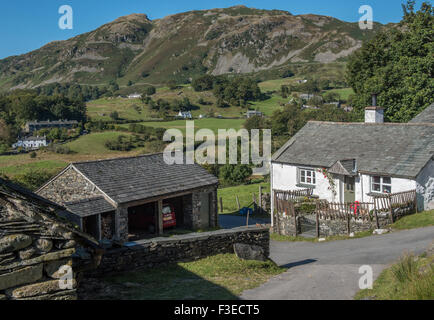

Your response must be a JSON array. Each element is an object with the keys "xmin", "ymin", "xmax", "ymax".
[{"xmin": 241, "ymin": 226, "xmax": 434, "ymax": 300}]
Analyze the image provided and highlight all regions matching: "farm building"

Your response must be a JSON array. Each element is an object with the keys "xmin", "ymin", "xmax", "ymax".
[
  {"xmin": 25, "ymin": 120, "xmax": 78, "ymax": 134},
  {"xmin": 271, "ymin": 102, "xmax": 434, "ymax": 220},
  {"xmin": 36, "ymin": 154, "xmax": 219, "ymax": 244},
  {"xmin": 0, "ymin": 177, "xmax": 100, "ymax": 300}
]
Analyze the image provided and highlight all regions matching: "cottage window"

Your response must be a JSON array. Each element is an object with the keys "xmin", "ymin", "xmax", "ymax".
[
  {"xmin": 371, "ymin": 176, "xmax": 392, "ymax": 194},
  {"xmin": 299, "ymin": 168, "xmax": 316, "ymax": 186}
]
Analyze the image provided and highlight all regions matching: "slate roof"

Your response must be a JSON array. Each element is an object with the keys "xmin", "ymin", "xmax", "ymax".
[
  {"xmin": 410, "ymin": 103, "xmax": 434, "ymax": 123},
  {"xmin": 71, "ymin": 153, "xmax": 219, "ymax": 205},
  {"xmin": 65, "ymin": 196, "xmax": 116, "ymax": 217},
  {"xmin": 272, "ymin": 121, "xmax": 434, "ymax": 179},
  {"xmin": 0, "ymin": 177, "xmax": 99, "ymax": 246}
]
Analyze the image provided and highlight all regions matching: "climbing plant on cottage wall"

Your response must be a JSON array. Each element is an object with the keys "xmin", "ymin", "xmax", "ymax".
[{"xmin": 318, "ymin": 168, "xmax": 337, "ymax": 198}]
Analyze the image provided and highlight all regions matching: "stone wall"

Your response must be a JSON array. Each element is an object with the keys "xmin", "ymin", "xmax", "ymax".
[
  {"xmin": 191, "ymin": 185, "xmax": 218, "ymax": 229},
  {"xmin": 0, "ymin": 193, "xmax": 100, "ymax": 300},
  {"xmin": 274, "ymin": 204, "xmax": 416, "ymax": 237},
  {"xmin": 86, "ymin": 226, "xmax": 269, "ymax": 276},
  {"xmin": 38, "ymin": 166, "xmax": 102, "ymax": 205}
]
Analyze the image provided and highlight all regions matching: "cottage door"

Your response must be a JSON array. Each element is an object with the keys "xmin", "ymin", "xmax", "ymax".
[
  {"xmin": 344, "ymin": 176, "xmax": 356, "ymax": 202},
  {"xmin": 199, "ymin": 193, "xmax": 210, "ymax": 229}
]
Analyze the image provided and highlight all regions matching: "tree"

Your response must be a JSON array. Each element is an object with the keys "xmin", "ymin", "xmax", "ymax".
[
  {"xmin": 219, "ymin": 164, "xmax": 252, "ymax": 186},
  {"xmin": 280, "ymin": 68, "xmax": 294, "ymax": 78},
  {"xmin": 192, "ymin": 75, "xmax": 215, "ymax": 91},
  {"xmin": 244, "ymin": 115, "xmax": 268, "ymax": 131},
  {"xmin": 167, "ymin": 80, "xmax": 177, "ymax": 90},
  {"xmin": 346, "ymin": 1, "xmax": 433, "ymax": 122},
  {"xmin": 144, "ymin": 86, "xmax": 156, "ymax": 96},
  {"xmin": 110, "ymin": 111, "xmax": 119, "ymax": 121}
]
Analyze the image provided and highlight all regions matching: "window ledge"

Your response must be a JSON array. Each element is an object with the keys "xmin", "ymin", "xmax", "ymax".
[{"xmin": 296, "ymin": 183, "xmax": 316, "ymax": 189}]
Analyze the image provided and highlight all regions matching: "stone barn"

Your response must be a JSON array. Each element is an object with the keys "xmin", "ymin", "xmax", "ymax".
[
  {"xmin": 37, "ymin": 154, "xmax": 219, "ymax": 244},
  {"xmin": 0, "ymin": 178, "xmax": 101, "ymax": 300}
]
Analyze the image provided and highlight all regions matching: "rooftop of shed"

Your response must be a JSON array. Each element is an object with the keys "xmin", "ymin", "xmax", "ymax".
[{"xmin": 71, "ymin": 153, "xmax": 219, "ymax": 205}]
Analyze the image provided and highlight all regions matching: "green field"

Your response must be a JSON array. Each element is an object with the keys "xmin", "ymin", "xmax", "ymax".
[
  {"xmin": 87, "ymin": 98, "xmax": 154, "ymax": 121},
  {"xmin": 327, "ymin": 88, "xmax": 354, "ymax": 101},
  {"xmin": 0, "ymin": 159, "xmax": 67, "ymax": 177},
  {"xmin": 218, "ymin": 181, "xmax": 271, "ymax": 214},
  {"xmin": 64, "ymin": 131, "xmax": 136, "ymax": 155},
  {"xmin": 120, "ymin": 118, "xmax": 246, "ymax": 134},
  {"xmin": 84, "ymin": 254, "xmax": 284, "ymax": 300}
]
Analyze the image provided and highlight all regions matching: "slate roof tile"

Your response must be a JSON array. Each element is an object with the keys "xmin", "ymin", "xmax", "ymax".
[{"xmin": 272, "ymin": 121, "xmax": 434, "ymax": 179}]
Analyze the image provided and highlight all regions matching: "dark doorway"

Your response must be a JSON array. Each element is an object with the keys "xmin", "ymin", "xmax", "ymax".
[
  {"xmin": 128, "ymin": 202, "xmax": 157, "ymax": 240},
  {"xmin": 83, "ymin": 215, "xmax": 100, "ymax": 240}
]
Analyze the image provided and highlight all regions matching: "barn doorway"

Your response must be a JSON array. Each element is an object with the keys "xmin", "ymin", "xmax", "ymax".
[
  {"xmin": 128, "ymin": 202, "xmax": 157, "ymax": 240},
  {"xmin": 83, "ymin": 215, "xmax": 100, "ymax": 240}
]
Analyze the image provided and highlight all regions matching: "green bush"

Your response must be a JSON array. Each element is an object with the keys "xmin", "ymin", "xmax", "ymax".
[{"xmin": 13, "ymin": 170, "xmax": 53, "ymax": 191}]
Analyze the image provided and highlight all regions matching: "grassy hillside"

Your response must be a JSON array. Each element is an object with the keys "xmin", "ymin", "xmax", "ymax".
[{"xmin": 0, "ymin": 6, "xmax": 388, "ymax": 91}]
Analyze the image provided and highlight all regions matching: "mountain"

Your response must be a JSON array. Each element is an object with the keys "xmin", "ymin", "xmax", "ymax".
[{"xmin": 0, "ymin": 5, "xmax": 389, "ymax": 91}]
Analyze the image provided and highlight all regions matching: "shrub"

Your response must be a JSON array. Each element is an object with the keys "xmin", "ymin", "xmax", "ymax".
[{"xmin": 13, "ymin": 170, "xmax": 53, "ymax": 191}]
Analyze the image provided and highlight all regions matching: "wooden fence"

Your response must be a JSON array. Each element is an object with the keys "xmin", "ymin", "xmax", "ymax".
[
  {"xmin": 274, "ymin": 189, "xmax": 313, "ymax": 202},
  {"xmin": 315, "ymin": 201, "xmax": 373, "ymax": 222},
  {"xmin": 274, "ymin": 189, "xmax": 418, "ymax": 237},
  {"xmin": 372, "ymin": 189, "xmax": 417, "ymax": 224}
]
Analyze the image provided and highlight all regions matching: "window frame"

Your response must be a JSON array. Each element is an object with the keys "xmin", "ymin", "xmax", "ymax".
[
  {"xmin": 298, "ymin": 167, "xmax": 317, "ymax": 186},
  {"xmin": 371, "ymin": 176, "xmax": 392, "ymax": 194}
]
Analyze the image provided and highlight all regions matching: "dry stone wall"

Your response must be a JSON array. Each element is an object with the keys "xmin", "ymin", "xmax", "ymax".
[
  {"xmin": 0, "ymin": 182, "xmax": 100, "ymax": 300},
  {"xmin": 87, "ymin": 226, "xmax": 269, "ymax": 276}
]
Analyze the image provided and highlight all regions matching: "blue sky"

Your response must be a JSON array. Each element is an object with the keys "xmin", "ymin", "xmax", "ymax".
[{"xmin": 0, "ymin": 0, "xmax": 425, "ymax": 59}]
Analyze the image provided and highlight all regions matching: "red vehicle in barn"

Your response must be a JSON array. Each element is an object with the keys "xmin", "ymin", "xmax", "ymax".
[{"xmin": 162, "ymin": 204, "xmax": 177, "ymax": 229}]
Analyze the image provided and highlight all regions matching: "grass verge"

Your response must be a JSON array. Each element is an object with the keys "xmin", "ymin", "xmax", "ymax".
[
  {"xmin": 391, "ymin": 210, "xmax": 434, "ymax": 230},
  {"xmin": 94, "ymin": 254, "xmax": 285, "ymax": 300},
  {"xmin": 270, "ymin": 230, "xmax": 373, "ymax": 243},
  {"xmin": 355, "ymin": 253, "xmax": 434, "ymax": 300},
  {"xmin": 218, "ymin": 181, "xmax": 270, "ymax": 214}
]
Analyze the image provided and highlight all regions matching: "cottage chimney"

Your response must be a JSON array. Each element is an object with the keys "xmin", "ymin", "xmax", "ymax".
[{"xmin": 365, "ymin": 94, "xmax": 384, "ymax": 123}]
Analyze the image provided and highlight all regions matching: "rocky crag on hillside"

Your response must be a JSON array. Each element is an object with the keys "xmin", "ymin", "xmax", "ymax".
[{"xmin": 0, "ymin": 5, "xmax": 388, "ymax": 90}]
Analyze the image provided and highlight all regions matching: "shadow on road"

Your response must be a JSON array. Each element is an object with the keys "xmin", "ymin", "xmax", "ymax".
[{"xmin": 280, "ymin": 259, "xmax": 317, "ymax": 269}]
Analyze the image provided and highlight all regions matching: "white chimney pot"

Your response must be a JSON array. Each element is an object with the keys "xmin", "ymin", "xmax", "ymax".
[{"xmin": 365, "ymin": 107, "xmax": 384, "ymax": 123}]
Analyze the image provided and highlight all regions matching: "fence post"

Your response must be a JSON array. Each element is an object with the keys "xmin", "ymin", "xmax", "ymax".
[
  {"xmin": 236, "ymin": 195, "xmax": 240, "ymax": 211},
  {"xmin": 315, "ymin": 205, "xmax": 320, "ymax": 238},
  {"xmin": 373, "ymin": 199, "xmax": 380, "ymax": 229},
  {"xmin": 293, "ymin": 204, "xmax": 298, "ymax": 237},
  {"xmin": 347, "ymin": 208, "xmax": 351, "ymax": 236},
  {"xmin": 219, "ymin": 197, "xmax": 223, "ymax": 213},
  {"xmin": 414, "ymin": 191, "xmax": 418, "ymax": 213},
  {"xmin": 388, "ymin": 195, "xmax": 394, "ymax": 224},
  {"xmin": 259, "ymin": 186, "xmax": 262, "ymax": 212}
]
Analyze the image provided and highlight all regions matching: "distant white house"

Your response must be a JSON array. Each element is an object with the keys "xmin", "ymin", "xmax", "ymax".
[
  {"xmin": 296, "ymin": 79, "xmax": 308, "ymax": 84},
  {"xmin": 13, "ymin": 136, "xmax": 48, "ymax": 149},
  {"xmin": 299, "ymin": 93, "xmax": 322, "ymax": 101},
  {"xmin": 177, "ymin": 111, "xmax": 192, "ymax": 119},
  {"xmin": 271, "ymin": 101, "xmax": 434, "ymax": 214},
  {"xmin": 127, "ymin": 93, "xmax": 142, "ymax": 99},
  {"xmin": 246, "ymin": 110, "xmax": 264, "ymax": 119}
]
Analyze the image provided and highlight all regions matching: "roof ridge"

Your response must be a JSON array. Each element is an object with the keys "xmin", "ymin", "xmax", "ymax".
[
  {"xmin": 72, "ymin": 152, "xmax": 164, "ymax": 166},
  {"xmin": 308, "ymin": 121, "xmax": 434, "ymax": 127}
]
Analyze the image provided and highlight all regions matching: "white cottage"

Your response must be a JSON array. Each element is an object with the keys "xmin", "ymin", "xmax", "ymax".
[
  {"xmin": 12, "ymin": 136, "xmax": 48, "ymax": 149},
  {"xmin": 271, "ymin": 103, "xmax": 434, "ymax": 218}
]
